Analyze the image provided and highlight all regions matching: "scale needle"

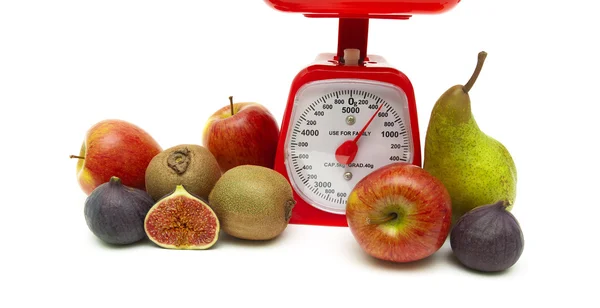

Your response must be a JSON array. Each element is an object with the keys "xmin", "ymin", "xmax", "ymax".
[{"xmin": 335, "ymin": 103, "xmax": 385, "ymax": 165}]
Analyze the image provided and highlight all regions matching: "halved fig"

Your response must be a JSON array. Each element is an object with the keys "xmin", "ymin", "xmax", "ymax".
[{"xmin": 144, "ymin": 185, "xmax": 219, "ymax": 249}]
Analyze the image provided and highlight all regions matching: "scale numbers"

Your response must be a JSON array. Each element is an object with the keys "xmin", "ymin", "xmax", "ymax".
[{"xmin": 285, "ymin": 80, "xmax": 414, "ymax": 214}]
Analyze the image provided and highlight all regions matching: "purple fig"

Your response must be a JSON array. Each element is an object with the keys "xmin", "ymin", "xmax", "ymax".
[
  {"xmin": 450, "ymin": 201, "xmax": 524, "ymax": 272},
  {"xmin": 84, "ymin": 176, "xmax": 155, "ymax": 245}
]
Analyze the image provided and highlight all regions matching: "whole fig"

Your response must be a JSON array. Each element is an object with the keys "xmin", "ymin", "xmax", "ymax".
[
  {"xmin": 450, "ymin": 201, "xmax": 524, "ymax": 272},
  {"xmin": 84, "ymin": 176, "xmax": 155, "ymax": 245}
]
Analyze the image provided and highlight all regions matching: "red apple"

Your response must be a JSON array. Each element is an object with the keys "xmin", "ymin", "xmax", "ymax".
[
  {"xmin": 202, "ymin": 96, "xmax": 279, "ymax": 172},
  {"xmin": 71, "ymin": 119, "xmax": 162, "ymax": 195},
  {"xmin": 346, "ymin": 163, "xmax": 452, "ymax": 263}
]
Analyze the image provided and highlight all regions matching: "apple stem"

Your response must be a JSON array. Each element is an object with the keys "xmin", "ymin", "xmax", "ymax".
[
  {"xmin": 229, "ymin": 96, "xmax": 235, "ymax": 116},
  {"xmin": 463, "ymin": 51, "xmax": 488, "ymax": 94},
  {"xmin": 70, "ymin": 155, "xmax": 85, "ymax": 160},
  {"xmin": 368, "ymin": 212, "xmax": 398, "ymax": 225}
]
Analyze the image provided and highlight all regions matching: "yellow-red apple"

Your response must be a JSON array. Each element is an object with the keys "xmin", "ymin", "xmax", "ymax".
[
  {"xmin": 71, "ymin": 119, "xmax": 162, "ymax": 195},
  {"xmin": 202, "ymin": 96, "xmax": 279, "ymax": 172},
  {"xmin": 346, "ymin": 163, "xmax": 452, "ymax": 263}
]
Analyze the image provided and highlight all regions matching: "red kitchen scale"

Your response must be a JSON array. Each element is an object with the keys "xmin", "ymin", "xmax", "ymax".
[{"xmin": 266, "ymin": 0, "xmax": 460, "ymax": 227}]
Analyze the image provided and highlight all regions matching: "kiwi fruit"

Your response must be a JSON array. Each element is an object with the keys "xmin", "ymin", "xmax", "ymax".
[
  {"xmin": 145, "ymin": 144, "xmax": 221, "ymax": 201},
  {"xmin": 208, "ymin": 165, "xmax": 296, "ymax": 240}
]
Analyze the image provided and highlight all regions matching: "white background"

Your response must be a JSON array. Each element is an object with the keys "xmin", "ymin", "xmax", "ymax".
[{"xmin": 1, "ymin": 0, "xmax": 598, "ymax": 307}]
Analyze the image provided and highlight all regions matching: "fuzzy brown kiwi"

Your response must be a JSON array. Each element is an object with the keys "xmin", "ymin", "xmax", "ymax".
[
  {"xmin": 208, "ymin": 165, "xmax": 296, "ymax": 240},
  {"xmin": 145, "ymin": 144, "xmax": 222, "ymax": 201}
]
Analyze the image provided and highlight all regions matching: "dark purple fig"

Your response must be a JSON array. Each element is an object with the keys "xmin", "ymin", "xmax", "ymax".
[
  {"xmin": 84, "ymin": 176, "xmax": 155, "ymax": 245},
  {"xmin": 450, "ymin": 201, "xmax": 524, "ymax": 272}
]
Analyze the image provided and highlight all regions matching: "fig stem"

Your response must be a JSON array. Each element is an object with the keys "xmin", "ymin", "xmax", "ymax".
[
  {"xmin": 463, "ymin": 51, "xmax": 488, "ymax": 94},
  {"xmin": 229, "ymin": 96, "xmax": 235, "ymax": 116},
  {"xmin": 495, "ymin": 200, "xmax": 511, "ymax": 209},
  {"xmin": 70, "ymin": 155, "xmax": 85, "ymax": 160},
  {"xmin": 368, "ymin": 212, "xmax": 398, "ymax": 225}
]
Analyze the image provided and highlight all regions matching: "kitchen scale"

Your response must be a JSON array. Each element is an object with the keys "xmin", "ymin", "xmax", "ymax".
[{"xmin": 265, "ymin": 0, "xmax": 460, "ymax": 227}]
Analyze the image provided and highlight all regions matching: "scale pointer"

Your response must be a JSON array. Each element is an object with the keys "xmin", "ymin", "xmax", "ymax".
[{"xmin": 335, "ymin": 103, "xmax": 385, "ymax": 165}]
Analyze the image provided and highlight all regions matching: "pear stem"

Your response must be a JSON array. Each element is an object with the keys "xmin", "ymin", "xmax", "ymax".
[
  {"xmin": 229, "ymin": 96, "xmax": 235, "ymax": 116},
  {"xmin": 463, "ymin": 51, "xmax": 488, "ymax": 93},
  {"xmin": 70, "ymin": 155, "xmax": 85, "ymax": 160},
  {"xmin": 368, "ymin": 212, "xmax": 398, "ymax": 225}
]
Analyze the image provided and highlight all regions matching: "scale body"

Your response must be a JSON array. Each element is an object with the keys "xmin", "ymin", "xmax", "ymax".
[{"xmin": 266, "ymin": 0, "xmax": 460, "ymax": 227}]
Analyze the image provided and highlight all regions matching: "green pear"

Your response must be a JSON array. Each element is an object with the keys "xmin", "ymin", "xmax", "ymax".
[{"xmin": 423, "ymin": 51, "xmax": 517, "ymax": 224}]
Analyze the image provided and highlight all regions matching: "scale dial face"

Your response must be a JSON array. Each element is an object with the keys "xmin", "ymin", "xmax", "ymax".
[{"xmin": 284, "ymin": 79, "xmax": 415, "ymax": 215}]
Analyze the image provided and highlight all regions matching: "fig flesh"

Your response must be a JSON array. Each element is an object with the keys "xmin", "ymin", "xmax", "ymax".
[
  {"xmin": 84, "ymin": 176, "xmax": 154, "ymax": 245},
  {"xmin": 144, "ymin": 185, "xmax": 219, "ymax": 249},
  {"xmin": 450, "ymin": 201, "xmax": 524, "ymax": 272}
]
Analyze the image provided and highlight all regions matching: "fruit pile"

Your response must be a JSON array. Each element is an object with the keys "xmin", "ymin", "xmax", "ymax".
[
  {"xmin": 73, "ymin": 52, "xmax": 524, "ymax": 273},
  {"xmin": 75, "ymin": 97, "xmax": 292, "ymax": 249},
  {"xmin": 345, "ymin": 52, "xmax": 523, "ymax": 272}
]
